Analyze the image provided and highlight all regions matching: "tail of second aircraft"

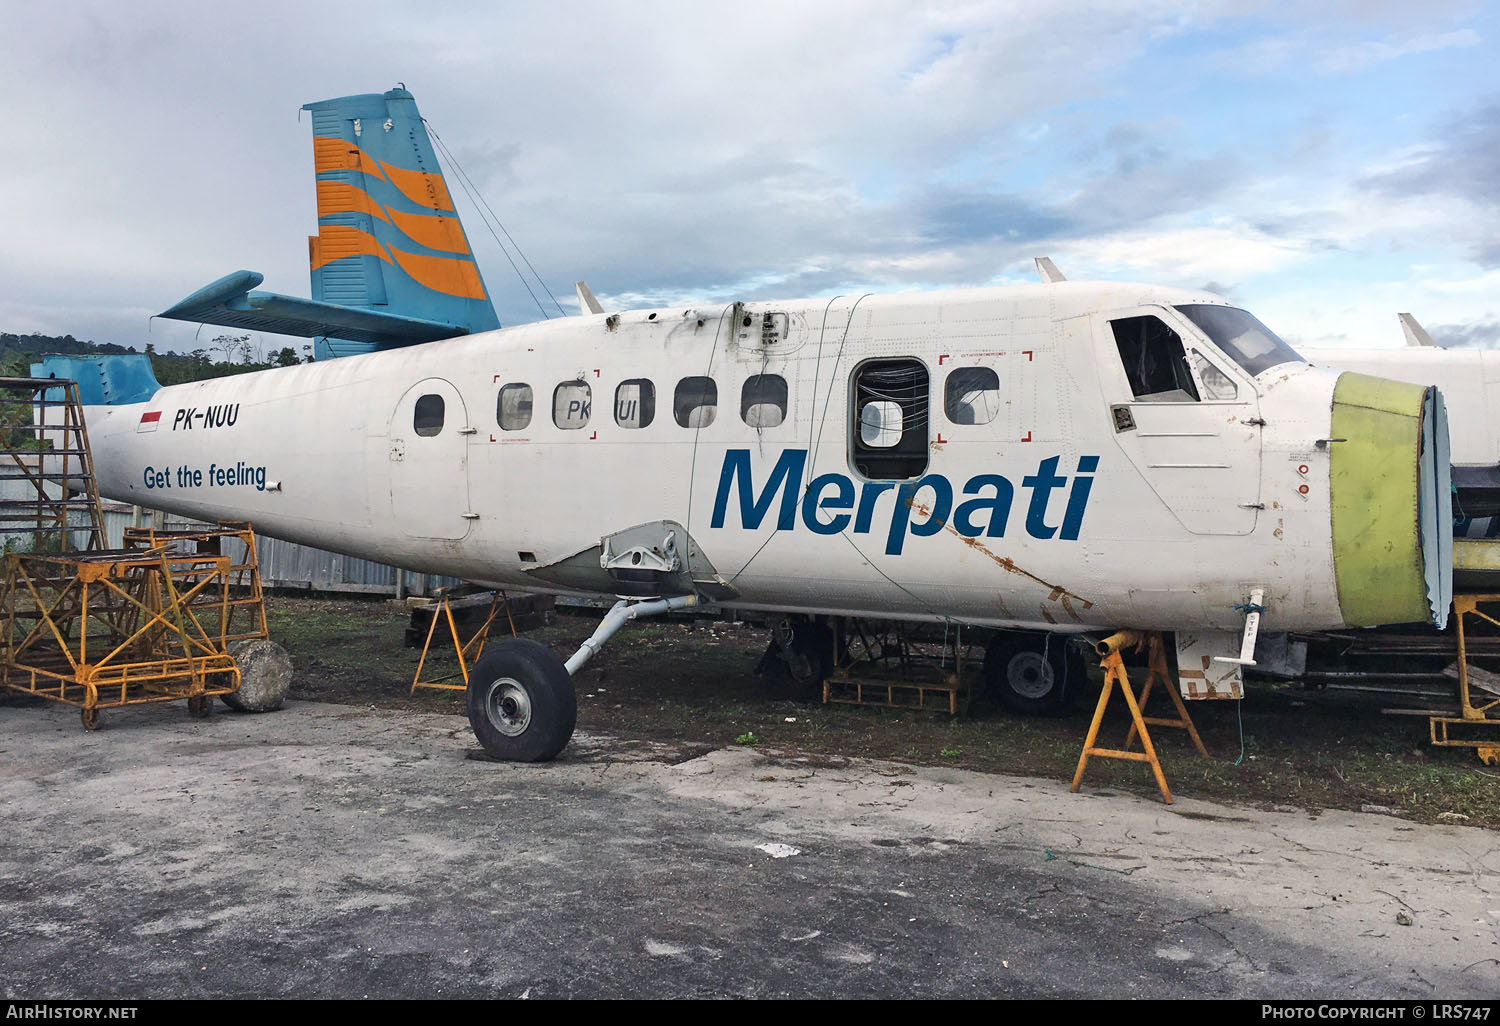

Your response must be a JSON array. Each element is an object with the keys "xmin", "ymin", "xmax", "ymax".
[{"xmin": 158, "ymin": 85, "xmax": 500, "ymax": 359}]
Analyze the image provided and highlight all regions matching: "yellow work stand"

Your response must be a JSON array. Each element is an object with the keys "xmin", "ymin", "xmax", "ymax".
[
  {"xmin": 1071, "ymin": 631, "xmax": 1207, "ymax": 804},
  {"xmin": 1434, "ymin": 594, "xmax": 1500, "ymax": 765},
  {"xmin": 410, "ymin": 591, "xmax": 516, "ymax": 694}
]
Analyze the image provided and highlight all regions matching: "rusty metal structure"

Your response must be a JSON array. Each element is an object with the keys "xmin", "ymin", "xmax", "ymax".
[
  {"xmin": 122, "ymin": 521, "xmax": 268, "ymax": 647},
  {"xmin": 0, "ymin": 377, "xmax": 106, "ymax": 553},
  {"xmin": 0, "ymin": 378, "xmax": 266, "ymax": 729},
  {"xmin": 822, "ymin": 620, "xmax": 972, "ymax": 715}
]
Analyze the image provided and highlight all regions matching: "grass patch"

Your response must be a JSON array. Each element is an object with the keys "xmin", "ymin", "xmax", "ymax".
[{"xmin": 264, "ymin": 595, "xmax": 1500, "ymax": 828}]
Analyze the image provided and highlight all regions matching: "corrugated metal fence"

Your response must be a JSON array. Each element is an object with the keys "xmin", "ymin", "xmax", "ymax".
[
  {"xmin": 100, "ymin": 506, "xmax": 462, "ymax": 597},
  {"xmin": 0, "ymin": 467, "xmax": 458, "ymax": 596}
]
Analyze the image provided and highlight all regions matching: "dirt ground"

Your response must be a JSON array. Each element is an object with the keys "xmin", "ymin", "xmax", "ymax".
[{"xmin": 261, "ymin": 593, "xmax": 1500, "ymax": 828}]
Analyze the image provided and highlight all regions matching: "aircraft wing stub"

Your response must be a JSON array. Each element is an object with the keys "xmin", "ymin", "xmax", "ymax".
[
  {"xmin": 158, "ymin": 270, "xmax": 471, "ymax": 345},
  {"xmin": 1035, "ymin": 257, "xmax": 1067, "ymax": 284},
  {"xmin": 1399, "ymin": 312, "xmax": 1440, "ymax": 348},
  {"xmin": 575, "ymin": 281, "xmax": 605, "ymax": 316}
]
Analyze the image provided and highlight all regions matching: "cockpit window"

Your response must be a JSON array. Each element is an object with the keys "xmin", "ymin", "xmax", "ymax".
[{"xmin": 1174, "ymin": 304, "xmax": 1303, "ymax": 377}]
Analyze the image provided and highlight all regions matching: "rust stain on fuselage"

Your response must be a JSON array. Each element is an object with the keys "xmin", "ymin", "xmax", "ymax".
[{"xmin": 908, "ymin": 498, "xmax": 1094, "ymax": 622}]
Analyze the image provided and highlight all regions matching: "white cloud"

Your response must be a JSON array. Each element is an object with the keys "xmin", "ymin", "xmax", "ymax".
[
  {"xmin": 0, "ymin": 0, "xmax": 1493, "ymax": 355},
  {"xmin": 1064, "ymin": 224, "xmax": 1312, "ymax": 282},
  {"xmin": 1316, "ymin": 28, "xmax": 1482, "ymax": 74}
]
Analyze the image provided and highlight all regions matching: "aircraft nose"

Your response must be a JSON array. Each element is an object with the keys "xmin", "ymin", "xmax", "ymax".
[{"xmin": 1329, "ymin": 372, "xmax": 1452, "ymax": 628}]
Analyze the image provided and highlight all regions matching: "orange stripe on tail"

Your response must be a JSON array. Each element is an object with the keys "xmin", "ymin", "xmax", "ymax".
[
  {"xmin": 379, "ymin": 159, "xmax": 455, "ymax": 211},
  {"xmin": 309, "ymin": 225, "xmax": 392, "ymax": 271},
  {"xmin": 312, "ymin": 136, "xmax": 386, "ymax": 179},
  {"xmin": 315, "ymin": 181, "xmax": 390, "ymax": 222},
  {"xmin": 386, "ymin": 245, "xmax": 487, "ymax": 300},
  {"xmin": 386, "ymin": 207, "xmax": 470, "ymax": 254}
]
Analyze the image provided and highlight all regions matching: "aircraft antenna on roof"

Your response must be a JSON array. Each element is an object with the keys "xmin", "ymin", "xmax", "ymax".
[{"xmin": 425, "ymin": 121, "xmax": 567, "ymax": 320}]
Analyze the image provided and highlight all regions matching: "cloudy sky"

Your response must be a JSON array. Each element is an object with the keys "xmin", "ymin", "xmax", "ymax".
[{"xmin": 3, "ymin": 1, "xmax": 1498, "ymax": 355}]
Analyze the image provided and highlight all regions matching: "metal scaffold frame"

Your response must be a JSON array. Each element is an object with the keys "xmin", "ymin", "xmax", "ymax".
[
  {"xmin": 0, "ymin": 377, "xmax": 105, "ymax": 553},
  {"xmin": 123, "ymin": 521, "xmax": 269, "ymax": 647},
  {"xmin": 0, "ymin": 377, "xmax": 269, "ymax": 730},
  {"xmin": 0, "ymin": 546, "xmax": 243, "ymax": 728}
]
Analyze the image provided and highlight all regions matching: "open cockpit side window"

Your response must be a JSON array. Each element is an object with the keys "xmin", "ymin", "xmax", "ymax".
[
  {"xmin": 851, "ymin": 358, "xmax": 929, "ymax": 480},
  {"xmin": 1110, "ymin": 315, "xmax": 1200, "ymax": 402}
]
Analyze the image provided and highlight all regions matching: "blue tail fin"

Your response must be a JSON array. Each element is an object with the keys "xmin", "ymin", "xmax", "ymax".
[
  {"xmin": 157, "ymin": 86, "xmax": 500, "ymax": 359},
  {"xmin": 302, "ymin": 86, "xmax": 500, "ymax": 358}
]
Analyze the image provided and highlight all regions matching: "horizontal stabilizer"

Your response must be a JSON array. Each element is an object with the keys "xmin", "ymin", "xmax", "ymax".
[{"xmin": 158, "ymin": 270, "xmax": 471, "ymax": 346}]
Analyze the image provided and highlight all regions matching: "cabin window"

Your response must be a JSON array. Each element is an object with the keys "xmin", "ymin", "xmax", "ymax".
[
  {"xmin": 552, "ymin": 381, "xmax": 592, "ymax": 430},
  {"xmin": 414, "ymin": 394, "xmax": 444, "ymax": 436},
  {"xmin": 944, "ymin": 367, "xmax": 1001, "ymax": 425},
  {"xmin": 615, "ymin": 379, "xmax": 655, "ymax": 429},
  {"xmin": 496, "ymin": 383, "xmax": 533, "ymax": 430},
  {"xmin": 850, "ymin": 358, "xmax": 928, "ymax": 480},
  {"xmin": 674, "ymin": 376, "xmax": 717, "ymax": 428},
  {"xmin": 1110, "ymin": 315, "xmax": 1200, "ymax": 402},
  {"xmin": 741, "ymin": 374, "xmax": 788, "ymax": 428}
]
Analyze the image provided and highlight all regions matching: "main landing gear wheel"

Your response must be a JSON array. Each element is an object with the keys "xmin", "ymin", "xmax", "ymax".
[
  {"xmin": 466, "ymin": 639, "xmax": 577, "ymax": 762},
  {"xmin": 759, "ymin": 616, "xmax": 833, "ymax": 700},
  {"xmin": 984, "ymin": 631, "xmax": 1082, "ymax": 717}
]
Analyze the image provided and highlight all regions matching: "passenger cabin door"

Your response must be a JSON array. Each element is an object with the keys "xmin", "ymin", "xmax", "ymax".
[
  {"xmin": 1095, "ymin": 308, "xmax": 1262, "ymax": 535},
  {"xmin": 388, "ymin": 378, "xmax": 473, "ymax": 540}
]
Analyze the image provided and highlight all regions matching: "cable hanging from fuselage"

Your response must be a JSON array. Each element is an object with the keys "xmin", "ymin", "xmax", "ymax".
[{"xmin": 425, "ymin": 121, "xmax": 568, "ymax": 321}]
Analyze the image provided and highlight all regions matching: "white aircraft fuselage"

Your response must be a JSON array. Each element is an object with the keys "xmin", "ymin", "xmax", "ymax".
[
  {"xmin": 81, "ymin": 280, "xmax": 1450, "ymax": 637},
  {"xmin": 1306, "ymin": 347, "xmax": 1500, "ymax": 466}
]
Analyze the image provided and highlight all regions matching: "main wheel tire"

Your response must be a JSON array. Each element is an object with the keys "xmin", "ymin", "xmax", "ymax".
[
  {"xmin": 984, "ymin": 632, "xmax": 1083, "ymax": 717},
  {"xmin": 759, "ymin": 618, "xmax": 833, "ymax": 700},
  {"xmin": 466, "ymin": 639, "xmax": 577, "ymax": 762}
]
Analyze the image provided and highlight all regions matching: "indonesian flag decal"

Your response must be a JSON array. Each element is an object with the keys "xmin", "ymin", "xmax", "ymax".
[{"xmin": 137, "ymin": 410, "xmax": 162, "ymax": 433}]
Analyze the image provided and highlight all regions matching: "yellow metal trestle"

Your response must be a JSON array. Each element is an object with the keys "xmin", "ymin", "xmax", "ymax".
[
  {"xmin": 1071, "ymin": 630, "xmax": 1207, "ymax": 804},
  {"xmin": 0, "ymin": 376, "xmax": 269, "ymax": 730},
  {"xmin": 1434, "ymin": 594, "xmax": 1500, "ymax": 765},
  {"xmin": 411, "ymin": 590, "xmax": 516, "ymax": 693}
]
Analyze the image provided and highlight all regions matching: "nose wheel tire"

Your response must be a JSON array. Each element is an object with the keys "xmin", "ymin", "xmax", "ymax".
[
  {"xmin": 984, "ymin": 632, "xmax": 1082, "ymax": 717},
  {"xmin": 466, "ymin": 639, "xmax": 577, "ymax": 762}
]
